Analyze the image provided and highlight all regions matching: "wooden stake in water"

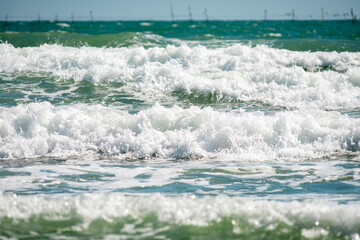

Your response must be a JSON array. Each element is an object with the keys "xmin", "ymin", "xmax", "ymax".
[
  {"xmin": 264, "ymin": 9, "xmax": 267, "ymax": 21},
  {"xmin": 292, "ymin": 9, "xmax": 295, "ymax": 23},
  {"xmin": 204, "ymin": 8, "xmax": 209, "ymax": 23},
  {"xmin": 170, "ymin": 2, "xmax": 175, "ymax": 23},
  {"xmin": 89, "ymin": 11, "xmax": 94, "ymax": 22},
  {"xmin": 188, "ymin": 6, "xmax": 192, "ymax": 22},
  {"xmin": 351, "ymin": 8, "xmax": 356, "ymax": 24}
]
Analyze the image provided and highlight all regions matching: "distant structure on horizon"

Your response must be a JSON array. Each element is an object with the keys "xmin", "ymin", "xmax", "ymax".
[
  {"xmin": 264, "ymin": 9, "xmax": 267, "ymax": 21},
  {"xmin": 169, "ymin": 1, "xmax": 175, "ymax": 22},
  {"xmin": 89, "ymin": 11, "xmax": 94, "ymax": 22},
  {"xmin": 188, "ymin": 6, "xmax": 193, "ymax": 22},
  {"xmin": 204, "ymin": 8, "xmax": 209, "ymax": 22},
  {"xmin": 0, "ymin": 4, "xmax": 358, "ymax": 22}
]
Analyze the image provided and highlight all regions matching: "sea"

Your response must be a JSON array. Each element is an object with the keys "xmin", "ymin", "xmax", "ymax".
[{"xmin": 0, "ymin": 20, "xmax": 360, "ymax": 239}]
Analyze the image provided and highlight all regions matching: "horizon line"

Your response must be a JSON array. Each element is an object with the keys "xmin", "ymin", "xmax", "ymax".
[{"xmin": 1, "ymin": 18, "xmax": 358, "ymax": 22}]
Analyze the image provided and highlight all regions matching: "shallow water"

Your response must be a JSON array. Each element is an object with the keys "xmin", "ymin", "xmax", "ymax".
[{"xmin": 0, "ymin": 20, "xmax": 360, "ymax": 239}]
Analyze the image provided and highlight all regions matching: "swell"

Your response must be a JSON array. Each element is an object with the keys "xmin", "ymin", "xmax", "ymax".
[
  {"xmin": 1, "ymin": 20, "xmax": 359, "ymax": 52},
  {"xmin": 0, "ymin": 31, "xmax": 172, "ymax": 48}
]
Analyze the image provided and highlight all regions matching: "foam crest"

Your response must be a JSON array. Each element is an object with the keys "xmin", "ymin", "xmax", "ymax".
[
  {"xmin": 0, "ymin": 193, "xmax": 359, "ymax": 236},
  {"xmin": 1, "ymin": 43, "xmax": 360, "ymax": 109},
  {"xmin": 0, "ymin": 102, "xmax": 359, "ymax": 160}
]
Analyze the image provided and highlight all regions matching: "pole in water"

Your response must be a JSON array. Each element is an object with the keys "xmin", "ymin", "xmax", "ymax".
[
  {"xmin": 188, "ymin": 6, "xmax": 192, "ymax": 22},
  {"xmin": 37, "ymin": 12, "xmax": 41, "ymax": 24},
  {"xmin": 204, "ymin": 8, "xmax": 209, "ymax": 23},
  {"xmin": 321, "ymin": 7, "xmax": 324, "ymax": 22},
  {"xmin": 71, "ymin": 12, "xmax": 74, "ymax": 23},
  {"xmin": 264, "ymin": 9, "xmax": 267, "ymax": 21},
  {"xmin": 169, "ymin": 1, "xmax": 175, "ymax": 23},
  {"xmin": 55, "ymin": 14, "xmax": 58, "ymax": 22},
  {"xmin": 351, "ymin": 8, "xmax": 355, "ymax": 24},
  {"xmin": 89, "ymin": 11, "xmax": 94, "ymax": 22},
  {"xmin": 292, "ymin": 9, "xmax": 295, "ymax": 23}
]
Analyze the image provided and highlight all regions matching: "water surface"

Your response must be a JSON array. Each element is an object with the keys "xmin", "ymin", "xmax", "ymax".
[{"xmin": 0, "ymin": 20, "xmax": 360, "ymax": 239}]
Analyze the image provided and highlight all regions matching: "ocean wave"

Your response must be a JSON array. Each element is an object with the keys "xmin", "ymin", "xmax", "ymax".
[
  {"xmin": 1, "ymin": 43, "xmax": 360, "ymax": 110},
  {"xmin": 0, "ymin": 31, "xmax": 175, "ymax": 48},
  {"xmin": 0, "ymin": 193, "xmax": 359, "ymax": 239},
  {"xmin": 0, "ymin": 102, "xmax": 359, "ymax": 160}
]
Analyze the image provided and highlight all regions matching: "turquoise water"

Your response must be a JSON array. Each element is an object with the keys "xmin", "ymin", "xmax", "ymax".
[
  {"xmin": 1, "ymin": 20, "xmax": 360, "ymax": 51},
  {"xmin": 0, "ymin": 20, "xmax": 360, "ymax": 239}
]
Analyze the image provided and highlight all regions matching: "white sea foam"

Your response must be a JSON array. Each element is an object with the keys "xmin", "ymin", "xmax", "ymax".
[
  {"xmin": 140, "ymin": 22, "xmax": 153, "ymax": 26},
  {"xmin": 56, "ymin": 23, "xmax": 70, "ymax": 28},
  {"xmin": 0, "ymin": 193, "xmax": 359, "ymax": 233},
  {"xmin": 265, "ymin": 33, "xmax": 282, "ymax": 37},
  {"xmin": 0, "ymin": 102, "xmax": 358, "ymax": 160},
  {"xmin": 1, "ymin": 160, "xmax": 358, "ymax": 198},
  {"xmin": 1, "ymin": 43, "xmax": 359, "ymax": 109}
]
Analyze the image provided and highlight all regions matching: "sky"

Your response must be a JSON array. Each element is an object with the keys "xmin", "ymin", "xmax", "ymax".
[{"xmin": 0, "ymin": 0, "xmax": 359, "ymax": 21}]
